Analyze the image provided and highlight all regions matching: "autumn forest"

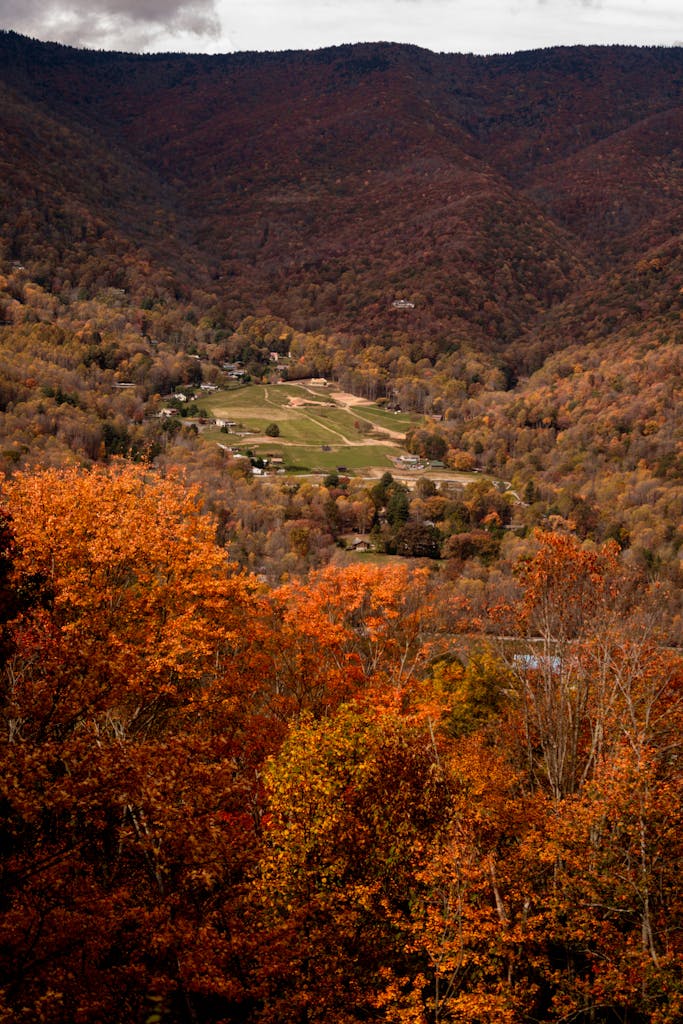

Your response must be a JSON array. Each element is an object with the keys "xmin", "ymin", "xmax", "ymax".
[{"xmin": 0, "ymin": 31, "xmax": 681, "ymax": 1024}]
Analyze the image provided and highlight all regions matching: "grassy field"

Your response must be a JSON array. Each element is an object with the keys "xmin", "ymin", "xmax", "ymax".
[{"xmin": 196, "ymin": 382, "xmax": 415, "ymax": 475}]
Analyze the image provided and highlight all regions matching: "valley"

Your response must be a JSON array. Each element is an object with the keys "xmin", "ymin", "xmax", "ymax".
[{"xmin": 198, "ymin": 381, "xmax": 422, "ymax": 473}]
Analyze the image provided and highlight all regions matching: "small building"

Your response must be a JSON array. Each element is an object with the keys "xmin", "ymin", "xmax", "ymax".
[
  {"xmin": 350, "ymin": 537, "xmax": 372, "ymax": 552},
  {"xmin": 223, "ymin": 362, "xmax": 246, "ymax": 379},
  {"xmin": 513, "ymin": 654, "xmax": 562, "ymax": 673},
  {"xmin": 392, "ymin": 299, "xmax": 415, "ymax": 310}
]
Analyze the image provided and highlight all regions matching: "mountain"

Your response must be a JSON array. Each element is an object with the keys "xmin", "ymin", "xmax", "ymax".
[
  {"xmin": 2, "ymin": 39, "xmax": 682, "ymax": 1024},
  {"xmin": 0, "ymin": 32, "xmax": 681, "ymax": 579},
  {"xmin": 1, "ymin": 33, "xmax": 681, "ymax": 357}
]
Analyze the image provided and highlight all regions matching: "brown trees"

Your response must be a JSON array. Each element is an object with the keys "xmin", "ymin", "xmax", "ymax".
[
  {"xmin": 502, "ymin": 532, "xmax": 627, "ymax": 800},
  {"xmin": 493, "ymin": 531, "xmax": 683, "ymax": 1019}
]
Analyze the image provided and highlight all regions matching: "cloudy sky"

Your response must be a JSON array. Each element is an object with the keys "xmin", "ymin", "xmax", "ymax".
[{"xmin": 0, "ymin": 0, "xmax": 681, "ymax": 55}]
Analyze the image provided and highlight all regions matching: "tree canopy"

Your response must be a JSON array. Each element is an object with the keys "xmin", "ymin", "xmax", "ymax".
[{"xmin": 0, "ymin": 465, "xmax": 681, "ymax": 1023}]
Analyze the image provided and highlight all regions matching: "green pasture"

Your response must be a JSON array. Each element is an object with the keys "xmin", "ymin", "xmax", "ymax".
[
  {"xmin": 350, "ymin": 405, "xmax": 418, "ymax": 433},
  {"xmin": 280, "ymin": 444, "xmax": 400, "ymax": 473},
  {"xmin": 204, "ymin": 431, "xmax": 401, "ymax": 473},
  {"xmin": 197, "ymin": 384, "xmax": 410, "ymax": 474},
  {"xmin": 197, "ymin": 385, "xmax": 417, "ymax": 436}
]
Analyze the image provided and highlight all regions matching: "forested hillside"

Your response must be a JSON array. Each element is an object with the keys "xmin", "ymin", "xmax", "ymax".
[
  {"xmin": 0, "ymin": 31, "xmax": 680, "ymax": 580},
  {"xmin": 0, "ymin": 32, "xmax": 681, "ymax": 1023}
]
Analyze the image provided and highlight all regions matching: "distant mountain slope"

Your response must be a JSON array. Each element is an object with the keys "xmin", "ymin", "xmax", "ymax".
[
  {"xmin": 526, "ymin": 105, "xmax": 683, "ymax": 258},
  {"xmin": 0, "ymin": 32, "xmax": 680, "ymax": 373}
]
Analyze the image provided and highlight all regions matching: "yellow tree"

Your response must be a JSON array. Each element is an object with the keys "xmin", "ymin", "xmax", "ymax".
[{"xmin": 255, "ymin": 702, "xmax": 452, "ymax": 1024}]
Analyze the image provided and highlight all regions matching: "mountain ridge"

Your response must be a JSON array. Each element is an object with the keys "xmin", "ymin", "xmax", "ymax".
[{"xmin": 1, "ymin": 33, "xmax": 680, "ymax": 346}]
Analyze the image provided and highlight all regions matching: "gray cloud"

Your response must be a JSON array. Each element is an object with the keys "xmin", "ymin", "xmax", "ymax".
[{"xmin": 1, "ymin": 0, "xmax": 221, "ymax": 51}]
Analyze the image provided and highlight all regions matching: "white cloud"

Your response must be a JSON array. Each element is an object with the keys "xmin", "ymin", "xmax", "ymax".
[{"xmin": 210, "ymin": 0, "xmax": 683, "ymax": 55}]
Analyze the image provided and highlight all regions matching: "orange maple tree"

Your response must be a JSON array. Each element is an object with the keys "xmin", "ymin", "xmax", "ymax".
[{"xmin": 0, "ymin": 464, "xmax": 263, "ymax": 1023}]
